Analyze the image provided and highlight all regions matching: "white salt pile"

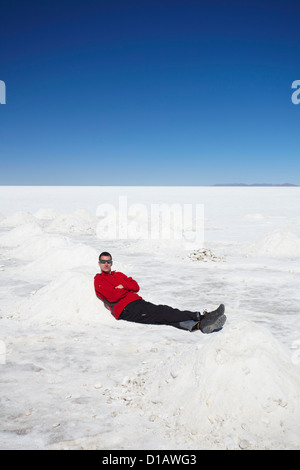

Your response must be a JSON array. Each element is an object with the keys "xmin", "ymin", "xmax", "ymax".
[
  {"xmin": 19, "ymin": 243, "xmax": 99, "ymax": 281},
  {"xmin": 47, "ymin": 209, "xmax": 98, "ymax": 234},
  {"xmin": 34, "ymin": 208, "xmax": 58, "ymax": 220},
  {"xmin": 0, "ymin": 223, "xmax": 43, "ymax": 247},
  {"xmin": 246, "ymin": 230, "xmax": 300, "ymax": 258},
  {"xmin": 13, "ymin": 234, "xmax": 72, "ymax": 261},
  {"xmin": 0, "ymin": 211, "xmax": 38, "ymax": 228},
  {"xmin": 121, "ymin": 321, "xmax": 300, "ymax": 450},
  {"xmin": 15, "ymin": 270, "xmax": 110, "ymax": 326}
]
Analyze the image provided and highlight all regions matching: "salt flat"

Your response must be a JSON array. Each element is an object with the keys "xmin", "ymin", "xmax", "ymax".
[{"xmin": 0, "ymin": 186, "xmax": 299, "ymax": 449}]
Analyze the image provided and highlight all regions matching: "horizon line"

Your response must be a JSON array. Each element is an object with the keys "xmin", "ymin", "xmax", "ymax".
[{"xmin": 0, "ymin": 183, "xmax": 299, "ymax": 187}]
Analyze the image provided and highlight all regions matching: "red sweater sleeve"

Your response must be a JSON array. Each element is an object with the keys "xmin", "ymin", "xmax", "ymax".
[{"xmin": 117, "ymin": 273, "xmax": 140, "ymax": 293}]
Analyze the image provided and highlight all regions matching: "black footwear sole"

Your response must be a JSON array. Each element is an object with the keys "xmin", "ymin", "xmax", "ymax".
[{"xmin": 200, "ymin": 314, "xmax": 227, "ymax": 334}]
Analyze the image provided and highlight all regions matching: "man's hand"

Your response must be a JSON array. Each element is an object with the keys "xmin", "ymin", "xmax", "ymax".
[{"xmin": 115, "ymin": 284, "xmax": 124, "ymax": 289}]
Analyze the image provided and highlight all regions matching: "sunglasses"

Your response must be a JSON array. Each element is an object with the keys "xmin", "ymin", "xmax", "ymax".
[{"xmin": 99, "ymin": 259, "xmax": 113, "ymax": 264}]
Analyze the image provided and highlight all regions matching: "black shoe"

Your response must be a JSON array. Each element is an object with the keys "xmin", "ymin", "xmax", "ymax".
[
  {"xmin": 204, "ymin": 304, "xmax": 225, "ymax": 318},
  {"xmin": 199, "ymin": 304, "xmax": 226, "ymax": 334}
]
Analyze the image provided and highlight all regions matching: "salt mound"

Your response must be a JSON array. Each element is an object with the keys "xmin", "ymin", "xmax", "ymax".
[
  {"xmin": 127, "ymin": 321, "xmax": 300, "ymax": 449},
  {"xmin": 247, "ymin": 230, "xmax": 300, "ymax": 257},
  {"xmin": 0, "ymin": 211, "xmax": 38, "ymax": 227},
  {"xmin": 34, "ymin": 208, "xmax": 58, "ymax": 220},
  {"xmin": 13, "ymin": 234, "xmax": 72, "ymax": 260},
  {"xmin": 21, "ymin": 243, "xmax": 99, "ymax": 279},
  {"xmin": 47, "ymin": 209, "xmax": 97, "ymax": 234},
  {"xmin": 0, "ymin": 223, "xmax": 43, "ymax": 247},
  {"xmin": 17, "ymin": 271, "xmax": 112, "ymax": 326}
]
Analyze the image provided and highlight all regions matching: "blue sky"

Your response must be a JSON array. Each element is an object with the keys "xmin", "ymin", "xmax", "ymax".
[{"xmin": 1, "ymin": 0, "xmax": 300, "ymax": 185}]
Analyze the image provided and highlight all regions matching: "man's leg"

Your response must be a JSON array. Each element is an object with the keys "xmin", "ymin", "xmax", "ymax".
[{"xmin": 120, "ymin": 299, "xmax": 201, "ymax": 331}]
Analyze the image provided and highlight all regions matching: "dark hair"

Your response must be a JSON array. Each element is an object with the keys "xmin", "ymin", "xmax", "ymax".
[{"xmin": 99, "ymin": 251, "xmax": 112, "ymax": 261}]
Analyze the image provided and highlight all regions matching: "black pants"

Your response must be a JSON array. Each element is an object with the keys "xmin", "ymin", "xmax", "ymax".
[{"xmin": 119, "ymin": 299, "xmax": 200, "ymax": 331}]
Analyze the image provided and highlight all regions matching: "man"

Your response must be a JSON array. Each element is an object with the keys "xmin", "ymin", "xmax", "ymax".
[{"xmin": 94, "ymin": 252, "xmax": 226, "ymax": 333}]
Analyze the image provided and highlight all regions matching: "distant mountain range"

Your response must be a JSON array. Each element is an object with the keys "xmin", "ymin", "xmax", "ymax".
[{"xmin": 213, "ymin": 183, "xmax": 299, "ymax": 187}]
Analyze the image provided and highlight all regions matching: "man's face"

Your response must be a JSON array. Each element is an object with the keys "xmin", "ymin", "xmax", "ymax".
[{"xmin": 99, "ymin": 256, "xmax": 113, "ymax": 273}]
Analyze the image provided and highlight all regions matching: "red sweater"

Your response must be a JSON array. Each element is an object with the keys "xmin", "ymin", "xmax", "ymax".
[{"xmin": 94, "ymin": 270, "xmax": 142, "ymax": 319}]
